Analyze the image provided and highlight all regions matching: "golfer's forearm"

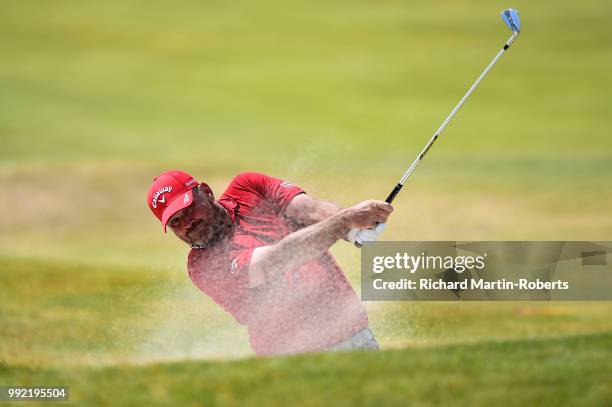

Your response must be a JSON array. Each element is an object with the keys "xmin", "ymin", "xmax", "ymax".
[
  {"xmin": 309, "ymin": 200, "xmax": 341, "ymax": 223},
  {"xmin": 248, "ymin": 212, "xmax": 349, "ymax": 287},
  {"xmin": 285, "ymin": 194, "xmax": 341, "ymax": 226}
]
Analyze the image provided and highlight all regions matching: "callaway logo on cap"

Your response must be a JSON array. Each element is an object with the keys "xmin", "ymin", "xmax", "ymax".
[{"xmin": 147, "ymin": 170, "xmax": 198, "ymax": 232}]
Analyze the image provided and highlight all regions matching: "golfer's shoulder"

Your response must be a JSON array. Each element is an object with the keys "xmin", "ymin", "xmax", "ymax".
[
  {"xmin": 223, "ymin": 171, "xmax": 301, "ymax": 207},
  {"xmin": 229, "ymin": 171, "xmax": 269, "ymax": 187},
  {"xmin": 187, "ymin": 246, "xmax": 212, "ymax": 270},
  {"xmin": 223, "ymin": 172, "xmax": 274, "ymax": 199},
  {"xmin": 188, "ymin": 245, "xmax": 226, "ymax": 272}
]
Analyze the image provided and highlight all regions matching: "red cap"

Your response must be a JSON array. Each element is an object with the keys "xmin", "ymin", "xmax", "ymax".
[{"xmin": 147, "ymin": 170, "xmax": 198, "ymax": 232}]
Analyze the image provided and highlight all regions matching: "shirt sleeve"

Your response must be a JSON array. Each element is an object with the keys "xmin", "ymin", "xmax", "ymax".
[{"xmin": 232, "ymin": 172, "xmax": 305, "ymax": 212}]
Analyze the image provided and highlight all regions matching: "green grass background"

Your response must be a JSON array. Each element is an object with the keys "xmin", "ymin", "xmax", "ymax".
[{"xmin": 1, "ymin": 0, "xmax": 611, "ymax": 405}]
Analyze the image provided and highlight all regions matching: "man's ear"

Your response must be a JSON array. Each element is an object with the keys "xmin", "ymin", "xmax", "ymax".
[{"xmin": 199, "ymin": 182, "xmax": 215, "ymax": 201}]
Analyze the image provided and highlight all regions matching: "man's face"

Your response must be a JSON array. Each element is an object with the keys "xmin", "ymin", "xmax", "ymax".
[{"xmin": 167, "ymin": 184, "xmax": 232, "ymax": 247}]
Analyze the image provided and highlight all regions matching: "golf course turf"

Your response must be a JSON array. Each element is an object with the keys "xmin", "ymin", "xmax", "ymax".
[{"xmin": 1, "ymin": 0, "xmax": 611, "ymax": 405}]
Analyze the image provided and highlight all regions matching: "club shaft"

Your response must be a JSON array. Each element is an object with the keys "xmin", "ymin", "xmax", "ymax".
[{"xmin": 385, "ymin": 35, "xmax": 517, "ymax": 204}]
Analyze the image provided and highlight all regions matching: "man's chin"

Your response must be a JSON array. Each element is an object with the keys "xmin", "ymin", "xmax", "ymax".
[
  {"xmin": 186, "ymin": 223, "xmax": 231, "ymax": 248},
  {"xmin": 186, "ymin": 231, "xmax": 216, "ymax": 248},
  {"xmin": 187, "ymin": 236, "xmax": 210, "ymax": 247}
]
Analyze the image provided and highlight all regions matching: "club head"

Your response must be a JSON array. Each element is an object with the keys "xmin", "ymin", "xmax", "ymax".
[{"xmin": 501, "ymin": 9, "xmax": 521, "ymax": 35}]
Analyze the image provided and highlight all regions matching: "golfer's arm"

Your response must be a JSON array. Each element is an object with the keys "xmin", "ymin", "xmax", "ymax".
[
  {"xmin": 248, "ymin": 211, "xmax": 349, "ymax": 288},
  {"xmin": 284, "ymin": 193, "xmax": 341, "ymax": 226}
]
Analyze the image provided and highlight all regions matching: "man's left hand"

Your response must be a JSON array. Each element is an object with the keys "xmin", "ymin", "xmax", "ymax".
[{"xmin": 347, "ymin": 223, "xmax": 386, "ymax": 246}]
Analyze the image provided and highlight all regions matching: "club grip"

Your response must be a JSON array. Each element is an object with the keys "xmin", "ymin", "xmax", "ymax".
[{"xmin": 385, "ymin": 183, "xmax": 403, "ymax": 204}]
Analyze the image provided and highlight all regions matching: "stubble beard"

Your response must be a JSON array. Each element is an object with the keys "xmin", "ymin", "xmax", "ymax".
[{"xmin": 187, "ymin": 203, "xmax": 233, "ymax": 248}]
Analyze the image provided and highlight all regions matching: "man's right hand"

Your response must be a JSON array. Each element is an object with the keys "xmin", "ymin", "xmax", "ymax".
[{"xmin": 341, "ymin": 200, "xmax": 393, "ymax": 230}]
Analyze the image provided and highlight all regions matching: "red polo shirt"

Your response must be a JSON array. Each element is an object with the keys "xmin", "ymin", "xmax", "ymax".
[{"xmin": 187, "ymin": 172, "xmax": 368, "ymax": 355}]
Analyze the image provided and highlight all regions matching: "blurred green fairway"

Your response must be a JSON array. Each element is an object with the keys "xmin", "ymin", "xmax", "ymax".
[{"xmin": 1, "ymin": 0, "xmax": 611, "ymax": 405}]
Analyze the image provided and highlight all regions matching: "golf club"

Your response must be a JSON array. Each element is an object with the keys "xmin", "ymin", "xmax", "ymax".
[
  {"xmin": 354, "ymin": 9, "xmax": 521, "ymax": 247},
  {"xmin": 384, "ymin": 9, "xmax": 521, "ymax": 204}
]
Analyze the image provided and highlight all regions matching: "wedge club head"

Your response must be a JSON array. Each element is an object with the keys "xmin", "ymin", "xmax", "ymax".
[{"xmin": 501, "ymin": 9, "xmax": 521, "ymax": 36}]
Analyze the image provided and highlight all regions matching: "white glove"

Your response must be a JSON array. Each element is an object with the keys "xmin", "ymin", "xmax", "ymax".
[{"xmin": 347, "ymin": 223, "xmax": 386, "ymax": 247}]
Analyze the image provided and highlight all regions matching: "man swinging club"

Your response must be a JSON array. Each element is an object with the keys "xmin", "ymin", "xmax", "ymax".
[{"xmin": 147, "ymin": 170, "xmax": 392, "ymax": 355}]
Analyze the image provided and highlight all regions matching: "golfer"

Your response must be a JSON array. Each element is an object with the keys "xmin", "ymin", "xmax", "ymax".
[{"xmin": 147, "ymin": 170, "xmax": 392, "ymax": 355}]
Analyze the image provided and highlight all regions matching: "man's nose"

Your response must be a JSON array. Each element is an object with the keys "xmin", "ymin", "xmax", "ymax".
[{"xmin": 182, "ymin": 217, "xmax": 195, "ymax": 229}]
